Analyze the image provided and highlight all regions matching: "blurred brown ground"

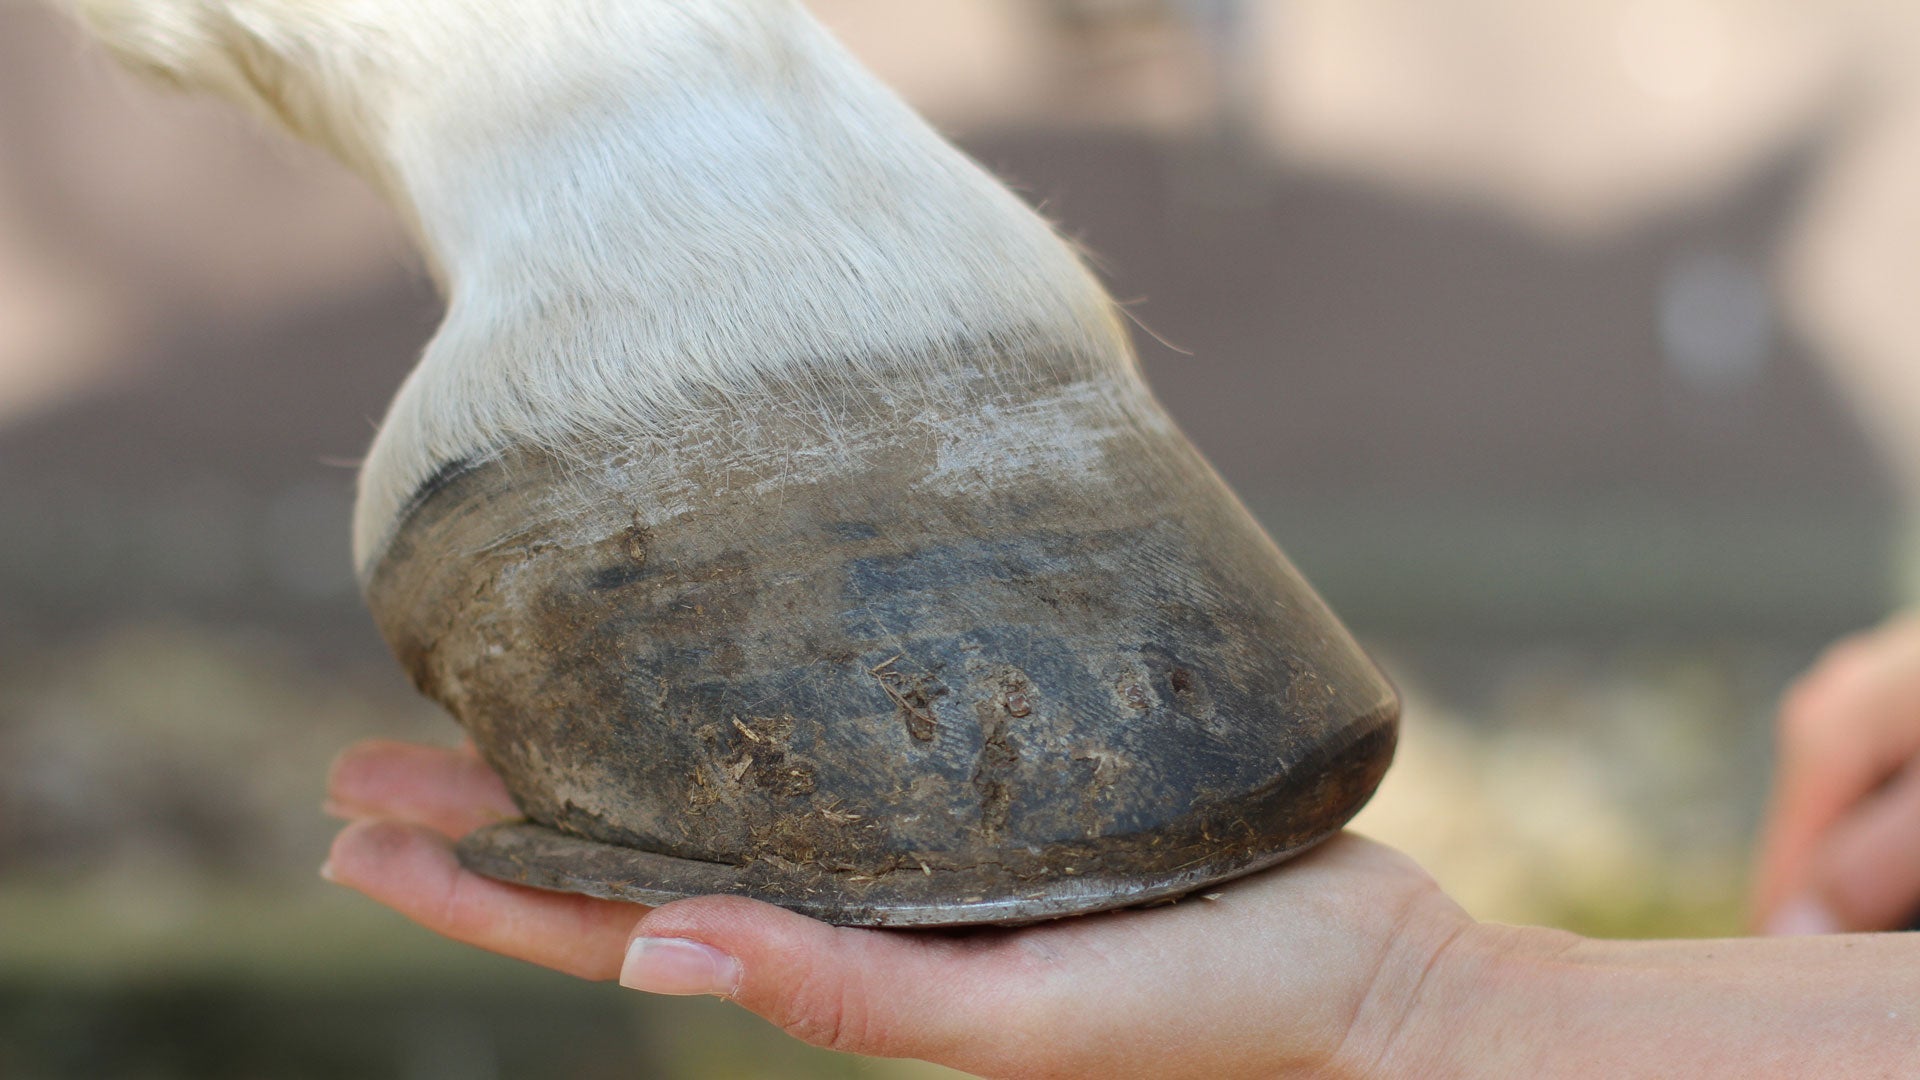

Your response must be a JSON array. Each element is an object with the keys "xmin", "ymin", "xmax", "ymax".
[{"xmin": 2, "ymin": 1, "xmax": 1918, "ymax": 1077}]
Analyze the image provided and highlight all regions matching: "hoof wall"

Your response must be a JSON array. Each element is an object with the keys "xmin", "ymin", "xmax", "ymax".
[
  {"xmin": 457, "ymin": 815, "xmax": 1355, "ymax": 927},
  {"xmin": 375, "ymin": 371, "xmax": 1401, "ymax": 928}
]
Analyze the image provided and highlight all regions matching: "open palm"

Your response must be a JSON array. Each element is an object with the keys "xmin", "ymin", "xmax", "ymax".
[{"xmin": 324, "ymin": 739, "xmax": 1463, "ymax": 1080}]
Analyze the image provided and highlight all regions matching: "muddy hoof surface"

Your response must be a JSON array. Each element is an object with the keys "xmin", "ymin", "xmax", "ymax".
[{"xmin": 367, "ymin": 370, "xmax": 1398, "ymax": 927}]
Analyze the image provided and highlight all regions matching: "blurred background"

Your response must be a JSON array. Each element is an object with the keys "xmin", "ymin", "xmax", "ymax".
[{"xmin": 3, "ymin": 0, "xmax": 1918, "ymax": 1075}]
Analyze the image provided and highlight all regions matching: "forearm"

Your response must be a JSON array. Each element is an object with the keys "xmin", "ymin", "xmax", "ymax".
[{"xmin": 1382, "ymin": 924, "xmax": 1920, "ymax": 1077}]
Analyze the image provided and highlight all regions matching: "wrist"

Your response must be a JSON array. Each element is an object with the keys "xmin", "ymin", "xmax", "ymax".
[{"xmin": 1335, "ymin": 910, "xmax": 1581, "ymax": 1079}]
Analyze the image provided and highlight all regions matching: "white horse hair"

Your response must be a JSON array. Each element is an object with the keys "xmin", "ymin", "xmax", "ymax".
[{"xmin": 63, "ymin": 0, "xmax": 1132, "ymax": 574}]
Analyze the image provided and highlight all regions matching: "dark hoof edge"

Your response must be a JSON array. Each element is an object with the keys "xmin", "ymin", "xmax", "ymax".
[
  {"xmin": 455, "ymin": 709, "xmax": 1394, "ymax": 928},
  {"xmin": 456, "ymin": 814, "xmax": 1344, "ymax": 928}
]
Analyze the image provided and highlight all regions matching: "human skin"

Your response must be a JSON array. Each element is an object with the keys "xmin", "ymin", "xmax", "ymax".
[
  {"xmin": 1754, "ymin": 613, "xmax": 1920, "ymax": 934},
  {"xmin": 326, "ymin": 740, "xmax": 1920, "ymax": 1078}
]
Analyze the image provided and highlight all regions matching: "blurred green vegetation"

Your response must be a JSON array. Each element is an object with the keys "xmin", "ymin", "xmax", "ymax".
[
  {"xmin": 0, "ymin": 883, "xmax": 964, "ymax": 1079},
  {"xmin": 0, "ymin": 613, "xmax": 1830, "ymax": 1076},
  {"xmin": 0, "ymin": 625, "xmax": 971, "ymax": 1079}
]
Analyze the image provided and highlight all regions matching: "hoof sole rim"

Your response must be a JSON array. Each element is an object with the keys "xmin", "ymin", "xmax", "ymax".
[{"xmin": 454, "ymin": 820, "xmax": 1345, "ymax": 928}]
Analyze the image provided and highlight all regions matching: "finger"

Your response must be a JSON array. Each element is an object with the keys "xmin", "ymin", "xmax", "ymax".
[
  {"xmin": 1804, "ymin": 761, "xmax": 1920, "ymax": 931},
  {"xmin": 1756, "ymin": 745, "xmax": 1882, "ymax": 922},
  {"xmin": 621, "ymin": 894, "xmax": 1053, "ymax": 1072},
  {"xmin": 324, "ymin": 818, "xmax": 642, "ymax": 979},
  {"xmin": 1758, "ymin": 642, "xmax": 1886, "ymax": 908},
  {"xmin": 1754, "ymin": 628, "xmax": 1920, "ymax": 920},
  {"xmin": 326, "ymin": 739, "xmax": 520, "ymax": 838}
]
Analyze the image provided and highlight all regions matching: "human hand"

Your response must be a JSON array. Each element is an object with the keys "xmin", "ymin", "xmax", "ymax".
[
  {"xmin": 1754, "ymin": 614, "xmax": 1920, "ymax": 934},
  {"xmin": 323, "ymin": 738, "xmax": 1473, "ymax": 1079}
]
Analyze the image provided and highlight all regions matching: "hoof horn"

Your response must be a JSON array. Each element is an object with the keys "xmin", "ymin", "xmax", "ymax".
[{"xmin": 366, "ymin": 366, "xmax": 1397, "ymax": 926}]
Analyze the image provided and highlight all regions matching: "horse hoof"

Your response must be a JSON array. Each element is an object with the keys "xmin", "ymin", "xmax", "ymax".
[{"xmin": 365, "ymin": 365, "xmax": 1396, "ymax": 926}]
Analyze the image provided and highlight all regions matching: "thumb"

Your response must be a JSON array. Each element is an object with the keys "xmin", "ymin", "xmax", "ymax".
[
  {"xmin": 617, "ymin": 895, "xmax": 1055, "ymax": 1070},
  {"xmin": 1783, "ymin": 762, "xmax": 1920, "ymax": 933}
]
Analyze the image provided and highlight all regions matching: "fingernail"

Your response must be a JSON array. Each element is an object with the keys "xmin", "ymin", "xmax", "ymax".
[
  {"xmin": 1766, "ymin": 895, "xmax": 1840, "ymax": 936},
  {"xmin": 321, "ymin": 799, "xmax": 357, "ymax": 821},
  {"xmin": 319, "ymin": 859, "xmax": 338, "ymax": 884},
  {"xmin": 619, "ymin": 937, "xmax": 741, "ymax": 997}
]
